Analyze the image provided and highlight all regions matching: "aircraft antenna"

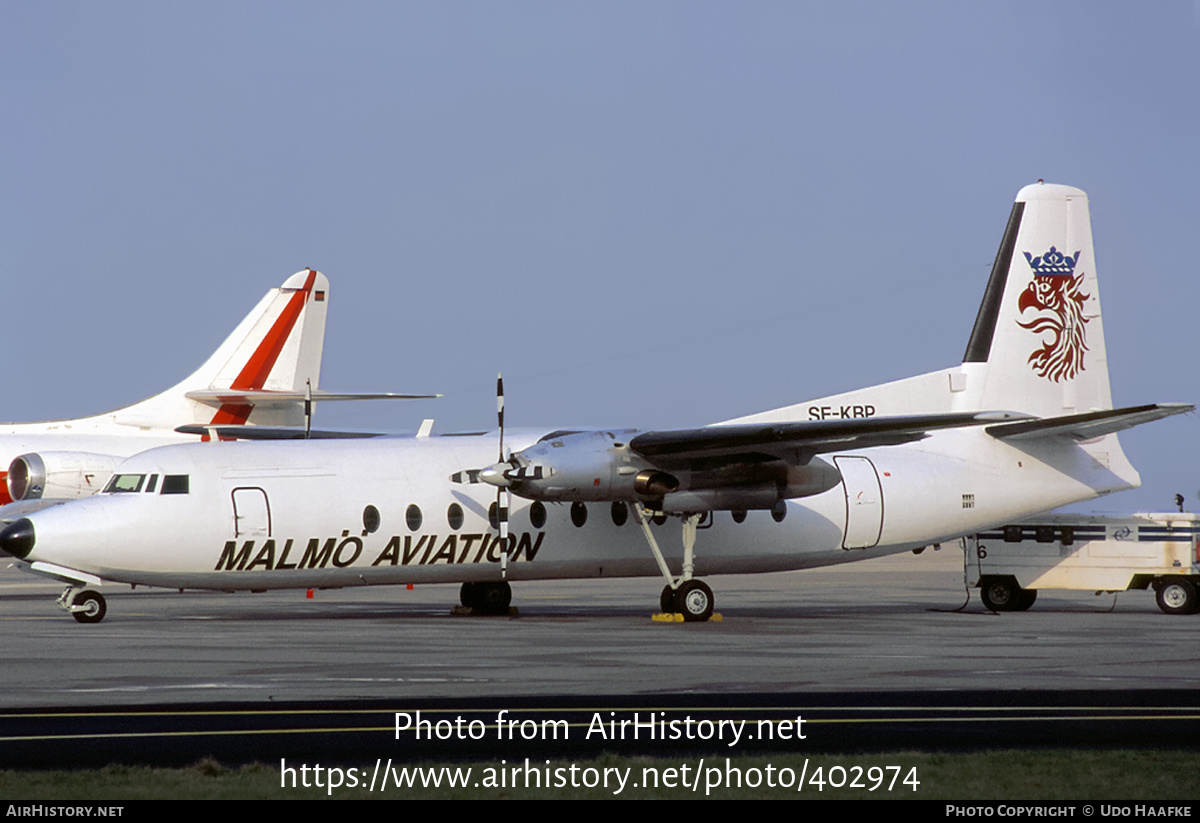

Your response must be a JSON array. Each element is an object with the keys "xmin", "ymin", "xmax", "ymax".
[{"xmin": 304, "ymin": 380, "xmax": 313, "ymax": 440}]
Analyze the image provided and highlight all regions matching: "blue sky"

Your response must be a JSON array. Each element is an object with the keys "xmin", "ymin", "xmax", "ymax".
[{"xmin": 2, "ymin": 1, "xmax": 1197, "ymax": 511}]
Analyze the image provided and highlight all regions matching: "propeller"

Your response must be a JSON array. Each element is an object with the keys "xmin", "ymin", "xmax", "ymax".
[
  {"xmin": 495, "ymin": 374, "xmax": 512, "ymax": 577},
  {"xmin": 446, "ymin": 375, "xmax": 553, "ymax": 577}
]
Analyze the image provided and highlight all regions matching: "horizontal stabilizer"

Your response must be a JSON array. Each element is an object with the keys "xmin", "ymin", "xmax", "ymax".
[
  {"xmin": 630, "ymin": 411, "xmax": 1031, "ymax": 464},
  {"xmin": 986, "ymin": 403, "xmax": 1193, "ymax": 441},
  {"xmin": 175, "ymin": 425, "xmax": 387, "ymax": 441},
  {"xmin": 184, "ymin": 389, "xmax": 439, "ymax": 409}
]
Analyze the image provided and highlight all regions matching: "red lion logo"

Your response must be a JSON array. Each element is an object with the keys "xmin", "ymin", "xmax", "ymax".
[{"xmin": 1017, "ymin": 247, "xmax": 1090, "ymax": 382}]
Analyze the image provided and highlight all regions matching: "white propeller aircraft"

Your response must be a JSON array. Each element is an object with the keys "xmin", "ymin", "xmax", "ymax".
[
  {"xmin": 0, "ymin": 183, "xmax": 1190, "ymax": 623},
  {"xmin": 0, "ymin": 269, "xmax": 428, "ymax": 516}
]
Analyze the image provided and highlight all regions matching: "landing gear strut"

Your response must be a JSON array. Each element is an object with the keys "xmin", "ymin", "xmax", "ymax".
[{"xmin": 635, "ymin": 504, "xmax": 715, "ymax": 622}]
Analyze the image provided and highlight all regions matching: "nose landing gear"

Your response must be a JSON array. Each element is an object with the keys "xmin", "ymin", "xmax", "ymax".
[{"xmin": 58, "ymin": 586, "xmax": 107, "ymax": 624}]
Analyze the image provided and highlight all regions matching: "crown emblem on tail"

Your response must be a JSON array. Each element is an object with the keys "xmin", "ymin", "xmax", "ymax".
[{"xmin": 1017, "ymin": 246, "xmax": 1091, "ymax": 382}]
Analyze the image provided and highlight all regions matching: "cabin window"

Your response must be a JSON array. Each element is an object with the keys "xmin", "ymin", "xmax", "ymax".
[
  {"xmin": 406, "ymin": 504, "xmax": 423, "ymax": 532},
  {"xmin": 363, "ymin": 505, "xmax": 381, "ymax": 534},
  {"xmin": 610, "ymin": 502, "xmax": 628, "ymax": 527},
  {"xmin": 447, "ymin": 503, "xmax": 464, "ymax": 531},
  {"xmin": 570, "ymin": 502, "xmax": 588, "ymax": 528},
  {"xmin": 160, "ymin": 475, "xmax": 190, "ymax": 495},
  {"xmin": 529, "ymin": 501, "xmax": 547, "ymax": 529},
  {"xmin": 104, "ymin": 474, "xmax": 145, "ymax": 493}
]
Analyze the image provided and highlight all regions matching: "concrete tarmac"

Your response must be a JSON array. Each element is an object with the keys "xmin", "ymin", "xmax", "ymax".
[{"xmin": 3, "ymin": 546, "xmax": 1197, "ymax": 708}]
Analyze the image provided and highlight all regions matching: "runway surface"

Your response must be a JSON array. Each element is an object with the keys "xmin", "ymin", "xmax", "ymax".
[
  {"xmin": 3, "ymin": 546, "xmax": 1197, "ymax": 706},
  {"xmin": 4, "ymin": 546, "xmax": 1200, "ymax": 768}
]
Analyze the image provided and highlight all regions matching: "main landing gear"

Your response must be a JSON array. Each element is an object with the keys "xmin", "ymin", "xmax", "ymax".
[
  {"xmin": 636, "ymin": 504, "xmax": 717, "ymax": 622},
  {"xmin": 58, "ymin": 586, "xmax": 107, "ymax": 624},
  {"xmin": 459, "ymin": 581, "xmax": 513, "ymax": 616}
]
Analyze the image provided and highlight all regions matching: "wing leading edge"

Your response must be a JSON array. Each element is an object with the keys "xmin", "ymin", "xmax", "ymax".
[{"xmin": 629, "ymin": 411, "xmax": 1029, "ymax": 466}]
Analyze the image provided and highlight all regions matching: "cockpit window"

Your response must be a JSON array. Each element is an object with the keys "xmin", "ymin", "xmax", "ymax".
[
  {"xmin": 104, "ymin": 474, "xmax": 145, "ymax": 493},
  {"xmin": 161, "ymin": 475, "xmax": 190, "ymax": 495}
]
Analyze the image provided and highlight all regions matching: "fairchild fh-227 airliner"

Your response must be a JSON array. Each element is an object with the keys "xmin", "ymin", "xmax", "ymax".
[{"xmin": 0, "ymin": 183, "xmax": 1190, "ymax": 623}]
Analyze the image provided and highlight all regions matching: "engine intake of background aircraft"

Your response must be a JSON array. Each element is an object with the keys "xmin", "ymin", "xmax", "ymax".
[
  {"xmin": 7, "ymin": 454, "xmax": 42, "ymax": 501},
  {"xmin": 7, "ymin": 452, "xmax": 124, "ymax": 501}
]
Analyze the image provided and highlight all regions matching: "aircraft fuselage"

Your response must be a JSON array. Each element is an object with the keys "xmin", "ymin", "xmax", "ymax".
[{"xmin": 10, "ymin": 426, "xmax": 1128, "ymax": 592}]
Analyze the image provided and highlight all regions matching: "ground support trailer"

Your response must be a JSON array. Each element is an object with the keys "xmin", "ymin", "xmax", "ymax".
[{"xmin": 967, "ymin": 513, "xmax": 1200, "ymax": 615}]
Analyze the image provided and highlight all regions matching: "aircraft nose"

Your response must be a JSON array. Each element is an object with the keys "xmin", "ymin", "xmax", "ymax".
[{"xmin": 0, "ymin": 518, "xmax": 35, "ymax": 559}]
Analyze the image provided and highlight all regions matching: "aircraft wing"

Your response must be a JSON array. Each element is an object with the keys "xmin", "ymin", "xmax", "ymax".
[
  {"xmin": 628, "ymin": 411, "xmax": 1028, "ymax": 467},
  {"xmin": 489, "ymin": 404, "xmax": 1189, "ymax": 510},
  {"xmin": 485, "ymin": 410, "xmax": 1035, "ymax": 508},
  {"xmin": 174, "ymin": 425, "xmax": 387, "ymax": 441},
  {"xmin": 985, "ymin": 403, "xmax": 1193, "ymax": 441}
]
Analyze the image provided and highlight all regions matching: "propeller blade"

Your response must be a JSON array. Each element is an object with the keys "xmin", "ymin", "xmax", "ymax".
[
  {"xmin": 497, "ymin": 373, "xmax": 505, "ymax": 461},
  {"xmin": 499, "ymin": 487, "xmax": 511, "ymax": 576},
  {"xmin": 495, "ymin": 374, "xmax": 513, "ymax": 577}
]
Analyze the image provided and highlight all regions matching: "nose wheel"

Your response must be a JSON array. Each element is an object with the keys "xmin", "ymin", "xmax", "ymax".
[{"xmin": 58, "ymin": 587, "xmax": 107, "ymax": 624}]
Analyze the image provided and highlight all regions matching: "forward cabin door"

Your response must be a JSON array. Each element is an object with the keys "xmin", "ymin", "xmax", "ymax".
[{"xmin": 232, "ymin": 486, "xmax": 272, "ymax": 538}]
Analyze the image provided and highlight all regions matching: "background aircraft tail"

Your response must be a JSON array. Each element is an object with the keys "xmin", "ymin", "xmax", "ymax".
[{"xmin": 109, "ymin": 269, "xmax": 329, "ymax": 429}]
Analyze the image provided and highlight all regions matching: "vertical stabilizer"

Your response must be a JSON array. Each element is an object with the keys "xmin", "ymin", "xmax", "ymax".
[
  {"xmin": 957, "ymin": 183, "xmax": 1111, "ymax": 418},
  {"xmin": 111, "ymin": 269, "xmax": 329, "ymax": 428},
  {"xmin": 725, "ymin": 183, "xmax": 1117, "ymax": 426}
]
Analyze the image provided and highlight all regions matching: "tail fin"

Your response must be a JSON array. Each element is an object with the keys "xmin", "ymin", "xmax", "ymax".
[
  {"xmin": 111, "ymin": 269, "xmax": 329, "ymax": 429},
  {"xmin": 728, "ymin": 183, "xmax": 1116, "ymax": 424},
  {"xmin": 957, "ymin": 182, "xmax": 1110, "ymax": 417}
]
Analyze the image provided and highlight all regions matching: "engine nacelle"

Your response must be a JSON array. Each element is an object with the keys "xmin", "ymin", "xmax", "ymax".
[
  {"xmin": 8, "ymin": 452, "xmax": 125, "ymax": 501},
  {"xmin": 509, "ymin": 429, "xmax": 665, "ymax": 502},
  {"xmin": 506, "ymin": 430, "xmax": 842, "ymax": 510}
]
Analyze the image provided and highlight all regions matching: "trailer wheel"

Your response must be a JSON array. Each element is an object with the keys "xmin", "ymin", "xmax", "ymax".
[
  {"xmin": 1155, "ymin": 579, "xmax": 1198, "ymax": 616},
  {"xmin": 980, "ymin": 577, "xmax": 1027, "ymax": 612}
]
